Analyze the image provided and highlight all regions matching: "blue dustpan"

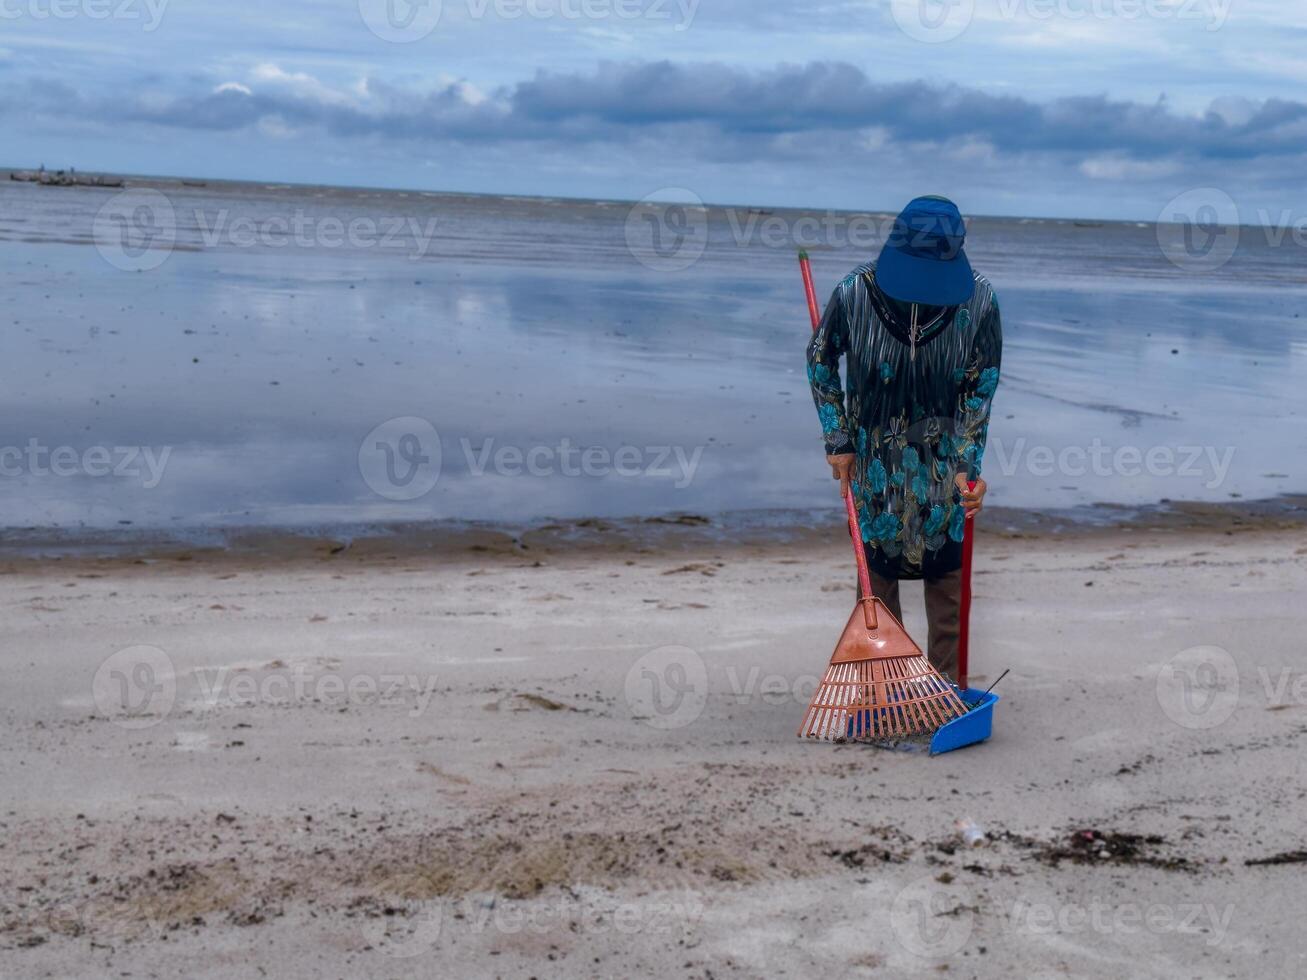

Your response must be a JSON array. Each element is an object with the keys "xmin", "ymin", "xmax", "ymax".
[
  {"xmin": 842, "ymin": 687, "xmax": 1000, "ymax": 754},
  {"xmin": 929, "ymin": 688, "xmax": 1000, "ymax": 755}
]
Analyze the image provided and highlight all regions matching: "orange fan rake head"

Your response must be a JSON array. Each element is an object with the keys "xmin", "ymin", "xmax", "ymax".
[{"xmin": 798, "ymin": 595, "xmax": 966, "ymax": 742}]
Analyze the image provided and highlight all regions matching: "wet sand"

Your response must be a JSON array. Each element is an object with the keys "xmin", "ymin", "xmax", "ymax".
[
  {"xmin": 5, "ymin": 180, "xmax": 1307, "ymax": 532},
  {"xmin": 3, "ymin": 514, "xmax": 1306, "ymax": 978}
]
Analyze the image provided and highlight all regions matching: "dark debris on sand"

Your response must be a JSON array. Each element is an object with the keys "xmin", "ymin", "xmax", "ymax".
[
  {"xmin": 1245, "ymin": 850, "xmax": 1307, "ymax": 867},
  {"xmin": 1003, "ymin": 829, "xmax": 1194, "ymax": 872}
]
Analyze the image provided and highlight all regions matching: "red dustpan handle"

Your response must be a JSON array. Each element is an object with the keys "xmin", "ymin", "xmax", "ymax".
[
  {"xmin": 958, "ymin": 481, "xmax": 976, "ymax": 692},
  {"xmin": 799, "ymin": 251, "xmax": 875, "ymax": 606}
]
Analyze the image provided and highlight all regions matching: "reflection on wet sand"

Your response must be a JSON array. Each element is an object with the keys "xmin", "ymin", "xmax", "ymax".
[{"xmin": 1, "ymin": 179, "xmax": 1304, "ymax": 544}]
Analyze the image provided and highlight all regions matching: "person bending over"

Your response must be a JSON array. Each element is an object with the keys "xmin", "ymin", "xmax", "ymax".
[{"xmin": 806, "ymin": 196, "xmax": 1002, "ymax": 682}]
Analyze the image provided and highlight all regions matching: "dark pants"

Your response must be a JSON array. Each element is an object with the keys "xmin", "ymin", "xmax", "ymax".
[{"xmin": 858, "ymin": 568, "xmax": 962, "ymax": 682}]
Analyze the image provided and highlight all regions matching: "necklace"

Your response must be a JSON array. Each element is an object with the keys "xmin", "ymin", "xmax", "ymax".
[
  {"xmin": 863, "ymin": 271, "xmax": 955, "ymax": 357},
  {"xmin": 908, "ymin": 303, "xmax": 949, "ymax": 362}
]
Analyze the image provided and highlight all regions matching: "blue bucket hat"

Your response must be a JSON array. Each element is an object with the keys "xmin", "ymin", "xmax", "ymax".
[{"xmin": 875, "ymin": 196, "xmax": 974, "ymax": 306}]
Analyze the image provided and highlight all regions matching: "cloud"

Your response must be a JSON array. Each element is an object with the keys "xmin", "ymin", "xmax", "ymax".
[
  {"xmin": 507, "ymin": 62, "xmax": 1307, "ymax": 162},
  {"xmin": 5, "ymin": 59, "xmax": 1307, "ymax": 170},
  {"xmin": 249, "ymin": 63, "xmax": 360, "ymax": 108}
]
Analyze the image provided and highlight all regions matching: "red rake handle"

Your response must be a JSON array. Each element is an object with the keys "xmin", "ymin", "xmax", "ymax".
[
  {"xmin": 799, "ymin": 251, "xmax": 875, "ymax": 609},
  {"xmin": 958, "ymin": 480, "xmax": 976, "ymax": 691},
  {"xmin": 801, "ymin": 250, "xmax": 821, "ymax": 330}
]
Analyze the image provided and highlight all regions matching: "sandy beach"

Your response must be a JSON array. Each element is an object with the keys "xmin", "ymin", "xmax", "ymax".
[
  {"xmin": 9, "ymin": 3, "xmax": 1307, "ymax": 979},
  {"xmin": 3, "ymin": 510, "xmax": 1305, "ymax": 978}
]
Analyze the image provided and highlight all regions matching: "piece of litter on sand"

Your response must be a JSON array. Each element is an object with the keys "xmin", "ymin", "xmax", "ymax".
[{"xmin": 956, "ymin": 817, "xmax": 986, "ymax": 847}]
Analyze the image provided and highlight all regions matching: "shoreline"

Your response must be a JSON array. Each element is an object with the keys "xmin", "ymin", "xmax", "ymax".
[
  {"xmin": 2, "ymin": 493, "xmax": 1304, "ymax": 567},
  {"xmin": 0, "ymin": 164, "xmax": 1206, "ymax": 226}
]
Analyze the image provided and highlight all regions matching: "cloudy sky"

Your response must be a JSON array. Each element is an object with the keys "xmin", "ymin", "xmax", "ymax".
[{"xmin": 2, "ymin": 0, "xmax": 1304, "ymax": 218}]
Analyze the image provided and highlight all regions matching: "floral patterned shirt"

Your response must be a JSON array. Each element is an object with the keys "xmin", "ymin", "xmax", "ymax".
[{"xmin": 806, "ymin": 262, "xmax": 1002, "ymax": 580}]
